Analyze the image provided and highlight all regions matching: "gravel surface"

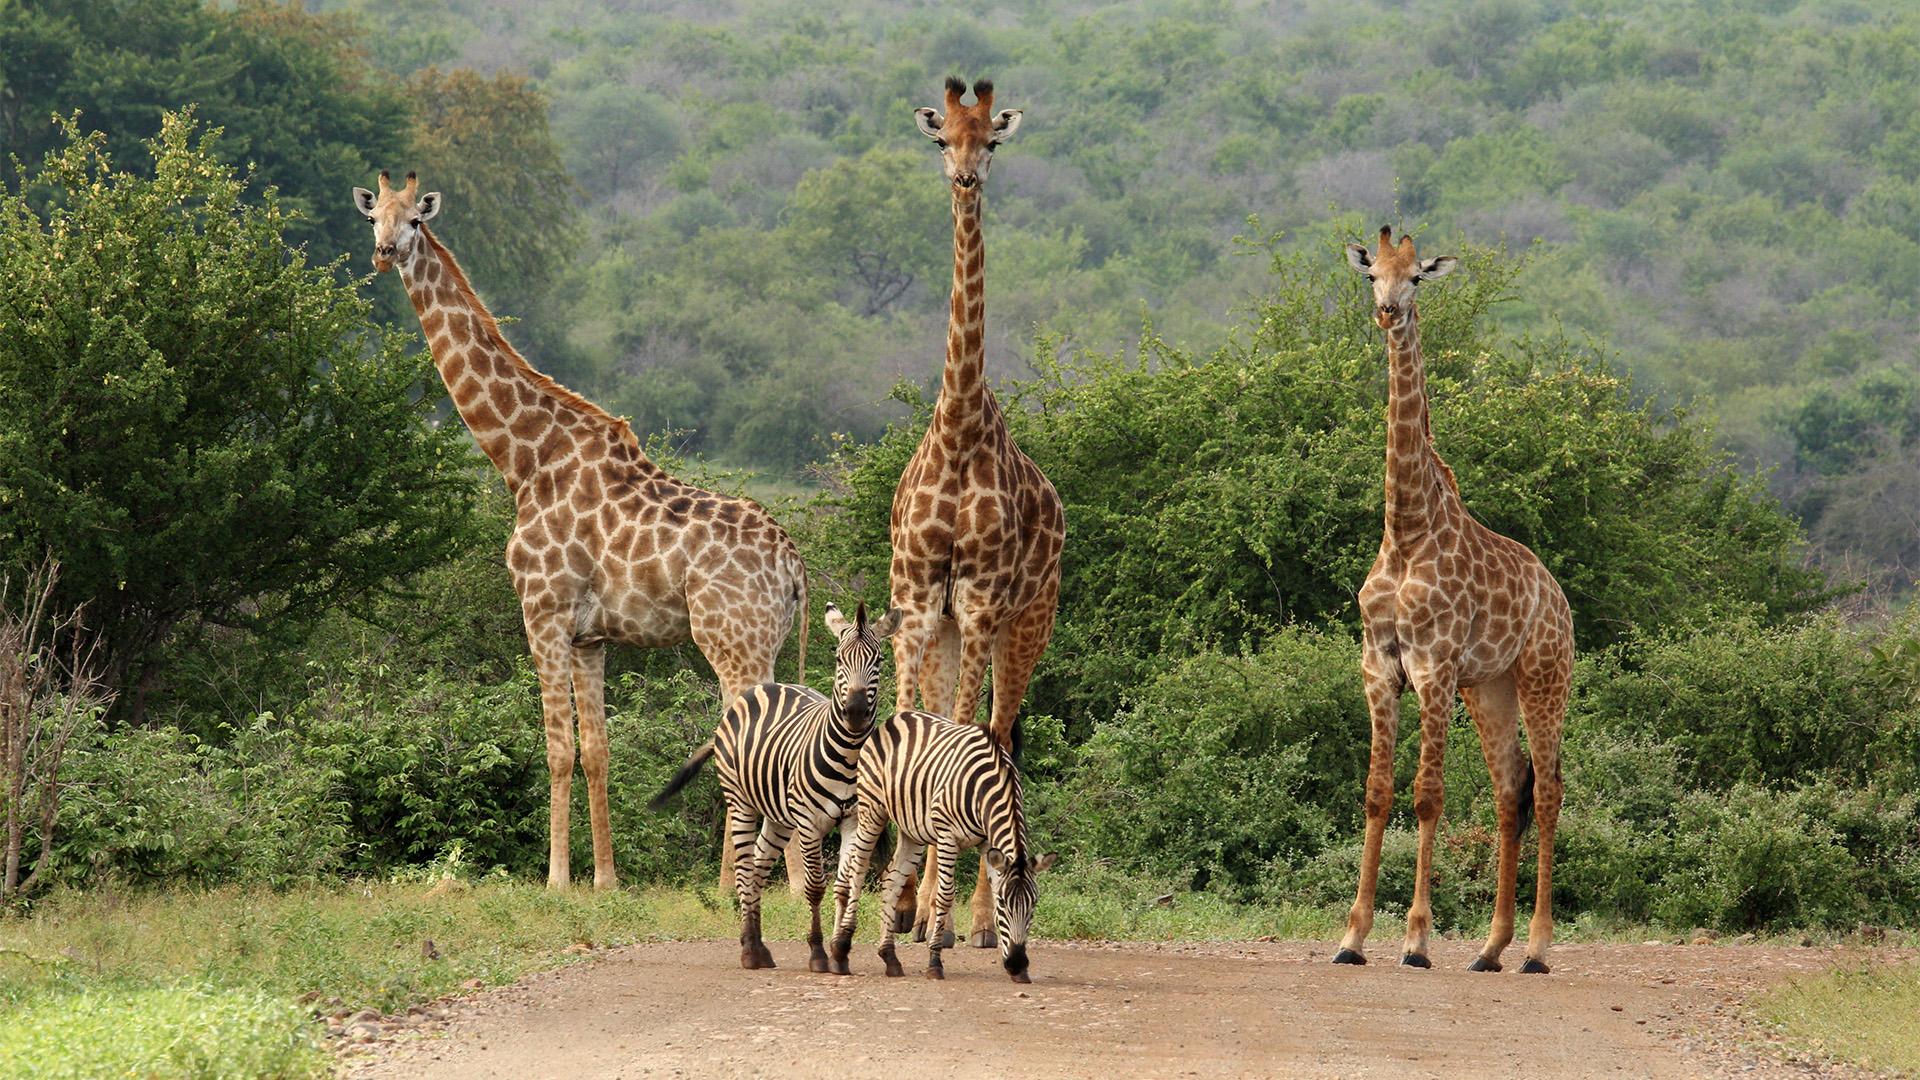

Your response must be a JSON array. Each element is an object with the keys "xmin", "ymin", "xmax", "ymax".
[{"xmin": 337, "ymin": 937, "xmax": 1907, "ymax": 1078}]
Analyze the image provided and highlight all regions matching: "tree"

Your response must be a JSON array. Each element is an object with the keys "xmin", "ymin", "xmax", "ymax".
[
  {"xmin": 0, "ymin": 113, "xmax": 479, "ymax": 713},
  {"xmin": 0, "ymin": 0, "xmax": 411, "ymax": 264},
  {"xmin": 782, "ymin": 147, "xmax": 947, "ymax": 316},
  {"xmin": 403, "ymin": 66, "xmax": 581, "ymax": 301}
]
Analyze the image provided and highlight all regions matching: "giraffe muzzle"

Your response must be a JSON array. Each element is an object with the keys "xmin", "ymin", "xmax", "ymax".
[{"xmin": 954, "ymin": 172, "xmax": 979, "ymax": 190}]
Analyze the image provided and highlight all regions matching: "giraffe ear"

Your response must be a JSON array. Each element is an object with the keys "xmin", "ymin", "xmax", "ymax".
[
  {"xmin": 1416, "ymin": 255, "xmax": 1458, "ymax": 280},
  {"xmin": 823, "ymin": 604, "xmax": 850, "ymax": 637},
  {"xmin": 352, "ymin": 187, "xmax": 377, "ymax": 215},
  {"xmin": 990, "ymin": 109, "xmax": 1023, "ymax": 143},
  {"xmin": 414, "ymin": 191, "xmax": 442, "ymax": 221},
  {"xmin": 870, "ymin": 607, "xmax": 903, "ymax": 639},
  {"xmin": 1345, "ymin": 243, "xmax": 1373, "ymax": 274},
  {"xmin": 913, "ymin": 108, "xmax": 944, "ymax": 140}
]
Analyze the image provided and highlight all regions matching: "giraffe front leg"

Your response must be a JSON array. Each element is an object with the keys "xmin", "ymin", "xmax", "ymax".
[
  {"xmin": 925, "ymin": 842, "xmax": 960, "ymax": 980},
  {"xmin": 525, "ymin": 612, "xmax": 577, "ymax": 890},
  {"xmin": 571, "ymin": 643, "xmax": 617, "ymax": 890},
  {"xmin": 830, "ymin": 812, "xmax": 886, "ymax": 975},
  {"xmin": 874, "ymin": 834, "xmax": 926, "ymax": 978},
  {"xmin": 1401, "ymin": 671, "xmax": 1456, "ymax": 968},
  {"xmin": 1335, "ymin": 644, "xmax": 1403, "ymax": 964}
]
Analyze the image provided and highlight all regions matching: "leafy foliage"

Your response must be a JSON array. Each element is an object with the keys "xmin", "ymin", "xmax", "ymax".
[{"xmin": 0, "ymin": 114, "xmax": 479, "ymax": 703}]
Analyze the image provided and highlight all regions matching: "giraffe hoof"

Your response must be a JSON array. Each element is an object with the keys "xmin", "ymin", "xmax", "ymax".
[
  {"xmin": 969, "ymin": 930, "xmax": 997, "ymax": 949},
  {"xmin": 1467, "ymin": 955, "xmax": 1503, "ymax": 973},
  {"xmin": 1400, "ymin": 952, "xmax": 1432, "ymax": 969},
  {"xmin": 1331, "ymin": 949, "xmax": 1367, "ymax": 966},
  {"xmin": 892, "ymin": 910, "xmax": 915, "ymax": 934},
  {"xmin": 911, "ymin": 922, "xmax": 929, "ymax": 943},
  {"xmin": 1520, "ymin": 958, "xmax": 1551, "ymax": 975}
]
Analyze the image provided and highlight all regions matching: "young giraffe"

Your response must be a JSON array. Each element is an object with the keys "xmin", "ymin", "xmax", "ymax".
[
  {"xmin": 351, "ymin": 171, "xmax": 808, "ymax": 890},
  {"xmin": 1334, "ymin": 227, "xmax": 1570, "ymax": 973},
  {"xmin": 890, "ymin": 78, "xmax": 1066, "ymax": 948}
]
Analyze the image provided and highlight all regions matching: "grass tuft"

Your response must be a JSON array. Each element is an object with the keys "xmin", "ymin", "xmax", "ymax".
[{"xmin": 1755, "ymin": 961, "xmax": 1920, "ymax": 1074}]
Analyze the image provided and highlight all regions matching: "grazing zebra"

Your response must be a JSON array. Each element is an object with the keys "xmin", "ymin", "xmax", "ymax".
[
  {"xmin": 828, "ymin": 711, "xmax": 1056, "ymax": 982},
  {"xmin": 651, "ymin": 602, "xmax": 901, "ymax": 971}
]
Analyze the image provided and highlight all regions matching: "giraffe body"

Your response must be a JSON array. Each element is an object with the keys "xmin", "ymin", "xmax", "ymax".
[
  {"xmin": 1336, "ymin": 228, "xmax": 1571, "ymax": 973},
  {"xmin": 352, "ymin": 172, "xmax": 807, "ymax": 890},
  {"xmin": 888, "ymin": 79, "xmax": 1065, "ymax": 946}
]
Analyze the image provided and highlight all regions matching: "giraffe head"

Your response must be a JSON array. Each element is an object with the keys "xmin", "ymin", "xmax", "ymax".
[
  {"xmin": 350, "ymin": 170, "xmax": 442, "ymax": 273},
  {"xmin": 1345, "ymin": 226, "xmax": 1458, "ymax": 331},
  {"xmin": 984, "ymin": 844, "xmax": 1058, "ymax": 981},
  {"xmin": 914, "ymin": 76, "xmax": 1022, "ymax": 198},
  {"xmin": 822, "ymin": 602, "xmax": 901, "ymax": 732}
]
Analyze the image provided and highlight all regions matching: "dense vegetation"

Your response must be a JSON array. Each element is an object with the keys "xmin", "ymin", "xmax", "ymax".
[{"xmin": 4, "ymin": 0, "xmax": 1918, "ymax": 985}]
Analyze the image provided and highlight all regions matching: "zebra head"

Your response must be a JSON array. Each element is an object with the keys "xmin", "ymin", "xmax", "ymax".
[
  {"xmin": 983, "ymin": 847, "xmax": 1058, "ymax": 982},
  {"xmin": 823, "ymin": 601, "xmax": 901, "ymax": 733}
]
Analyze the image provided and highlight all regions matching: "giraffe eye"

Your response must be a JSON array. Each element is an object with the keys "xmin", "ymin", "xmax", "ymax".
[{"xmin": 364, "ymin": 215, "xmax": 374, "ymax": 223}]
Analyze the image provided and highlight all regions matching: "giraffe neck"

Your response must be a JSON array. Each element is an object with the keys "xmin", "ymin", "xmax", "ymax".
[
  {"xmin": 400, "ymin": 229, "xmax": 651, "ymax": 492},
  {"xmin": 935, "ymin": 189, "xmax": 989, "ymax": 439},
  {"xmin": 1382, "ymin": 308, "xmax": 1457, "ymax": 542}
]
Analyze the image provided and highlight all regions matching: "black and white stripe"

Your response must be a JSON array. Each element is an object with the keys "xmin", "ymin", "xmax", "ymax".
[
  {"xmin": 828, "ymin": 711, "xmax": 1056, "ymax": 982},
  {"xmin": 651, "ymin": 602, "xmax": 900, "ymax": 971}
]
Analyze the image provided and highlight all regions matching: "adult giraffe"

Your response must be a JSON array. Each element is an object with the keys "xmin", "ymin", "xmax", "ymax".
[
  {"xmin": 890, "ymin": 78, "xmax": 1065, "ymax": 948},
  {"xmin": 351, "ymin": 171, "xmax": 808, "ymax": 890},
  {"xmin": 1334, "ymin": 227, "xmax": 1570, "ymax": 973}
]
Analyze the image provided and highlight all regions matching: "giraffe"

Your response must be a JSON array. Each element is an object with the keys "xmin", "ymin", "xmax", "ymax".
[
  {"xmin": 888, "ymin": 78, "xmax": 1065, "ymax": 949},
  {"xmin": 351, "ymin": 171, "xmax": 808, "ymax": 890},
  {"xmin": 1334, "ymin": 227, "xmax": 1571, "ymax": 973}
]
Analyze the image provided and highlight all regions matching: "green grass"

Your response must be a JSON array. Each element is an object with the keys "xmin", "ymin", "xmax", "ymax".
[
  {"xmin": 1755, "ymin": 962, "xmax": 1920, "ymax": 1075},
  {"xmin": 0, "ymin": 985, "xmax": 325, "ymax": 1080}
]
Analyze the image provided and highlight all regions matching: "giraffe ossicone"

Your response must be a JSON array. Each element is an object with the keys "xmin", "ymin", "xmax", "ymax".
[{"xmin": 351, "ymin": 173, "xmax": 810, "ymax": 892}]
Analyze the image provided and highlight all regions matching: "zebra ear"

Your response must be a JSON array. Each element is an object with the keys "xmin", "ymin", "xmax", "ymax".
[
  {"xmin": 983, "ymin": 847, "xmax": 1009, "ymax": 875},
  {"xmin": 823, "ymin": 604, "xmax": 850, "ymax": 637},
  {"xmin": 1031, "ymin": 852, "xmax": 1058, "ymax": 874}
]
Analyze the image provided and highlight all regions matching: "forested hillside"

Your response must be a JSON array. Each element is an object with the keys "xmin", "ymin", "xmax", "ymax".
[{"xmin": 310, "ymin": 0, "xmax": 1920, "ymax": 592}]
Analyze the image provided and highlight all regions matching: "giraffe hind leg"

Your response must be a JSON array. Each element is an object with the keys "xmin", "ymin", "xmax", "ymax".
[
  {"xmin": 1462, "ymin": 674, "xmax": 1528, "ymax": 972},
  {"xmin": 969, "ymin": 594, "xmax": 1057, "ymax": 948}
]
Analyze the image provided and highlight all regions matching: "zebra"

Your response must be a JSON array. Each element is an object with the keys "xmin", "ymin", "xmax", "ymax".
[
  {"xmin": 651, "ymin": 601, "xmax": 901, "ymax": 971},
  {"xmin": 828, "ymin": 711, "xmax": 1056, "ymax": 982}
]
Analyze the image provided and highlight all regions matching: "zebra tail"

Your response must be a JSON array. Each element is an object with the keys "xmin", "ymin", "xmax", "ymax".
[
  {"xmin": 1009, "ymin": 718, "xmax": 1025, "ymax": 770},
  {"xmin": 650, "ymin": 738, "xmax": 716, "ymax": 810}
]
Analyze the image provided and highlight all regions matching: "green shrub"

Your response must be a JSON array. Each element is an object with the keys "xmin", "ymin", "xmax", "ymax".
[{"xmin": 0, "ymin": 985, "xmax": 325, "ymax": 1079}]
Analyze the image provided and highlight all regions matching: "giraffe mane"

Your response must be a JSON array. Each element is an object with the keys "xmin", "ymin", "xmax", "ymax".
[{"xmin": 420, "ymin": 227, "xmax": 642, "ymax": 450}]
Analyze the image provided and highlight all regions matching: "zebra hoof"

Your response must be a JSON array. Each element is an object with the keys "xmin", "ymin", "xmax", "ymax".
[
  {"xmin": 1010, "ymin": 970, "xmax": 1031, "ymax": 985},
  {"xmin": 828, "ymin": 958, "xmax": 852, "ymax": 976},
  {"xmin": 1401, "ymin": 952, "xmax": 1431, "ymax": 969},
  {"xmin": 808, "ymin": 954, "xmax": 830, "ymax": 974},
  {"xmin": 1331, "ymin": 949, "xmax": 1367, "ymax": 966},
  {"xmin": 1520, "ymin": 957, "xmax": 1551, "ymax": 974},
  {"xmin": 969, "ymin": 930, "xmax": 997, "ymax": 949},
  {"xmin": 1467, "ymin": 955, "xmax": 1502, "ymax": 973},
  {"xmin": 879, "ymin": 946, "xmax": 904, "ymax": 978},
  {"xmin": 935, "ymin": 929, "xmax": 956, "ymax": 950},
  {"xmin": 925, "ymin": 965, "xmax": 945, "ymax": 980},
  {"xmin": 741, "ymin": 948, "xmax": 774, "ymax": 970}
]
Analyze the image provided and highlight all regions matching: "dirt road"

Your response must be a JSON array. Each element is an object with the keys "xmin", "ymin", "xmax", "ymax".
[{"xmin": 344, "ymin": 938, "xmax": 1883, "ymax": 1079}]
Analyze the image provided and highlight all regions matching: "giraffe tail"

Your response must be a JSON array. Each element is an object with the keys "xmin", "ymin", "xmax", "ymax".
[
  {"xmin": 792, "ymin": 571, "xmax": 809, "ymax": 685},
  {"xmin": 649, "ymin": 738, "xmax": 716, "ymax": 810},
  {"xmin": 1515, "ymin": 757, "xmax": 1537, "ymax": 838}
]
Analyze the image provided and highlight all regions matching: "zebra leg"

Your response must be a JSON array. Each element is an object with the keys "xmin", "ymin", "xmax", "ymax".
[
  {"xmin": 830, "ymin": 811, "xmax": 886, "ymax": 975},
  {"xmin": 925, "ymin": 841, "xmax": 960, "ymax": 980},
  {"xmin": 740, "ymin": 817, "xmax": 793, "ymax": 970},
  {"xmin": 728, "ymin": 805, "xmax": 766, "ymax": 970},
  {"xmin": 796, "ymin": 826, "xmax": 831, "ymax": 973},
  {"xmin": 875, "ymin": 833, "xmax": 926, "ymax": 978}
]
